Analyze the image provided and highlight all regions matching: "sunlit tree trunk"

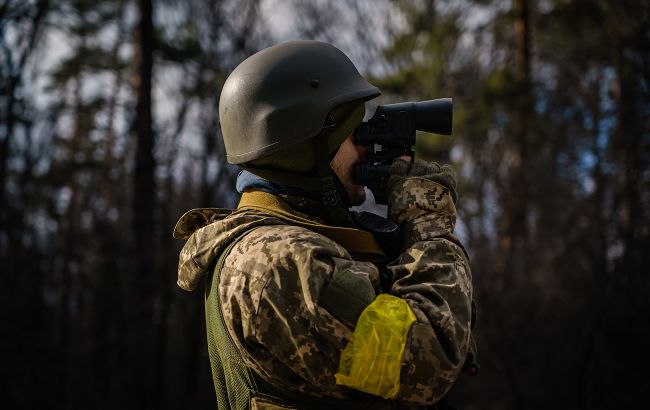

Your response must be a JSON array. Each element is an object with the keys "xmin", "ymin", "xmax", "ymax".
[{"xmin": 495, "ymin": 1, "xmax": 533, "ymax": 409}]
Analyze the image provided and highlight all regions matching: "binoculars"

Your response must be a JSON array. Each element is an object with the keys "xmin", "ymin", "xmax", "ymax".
[{"xmin": 353, "ymin": 98, "xmax": 453, "ymax": 204}]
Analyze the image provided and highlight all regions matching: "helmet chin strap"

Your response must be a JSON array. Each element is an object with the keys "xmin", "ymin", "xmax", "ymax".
[
  {"xmin": 332, "ymin": 171, "xmax": 352, "ymax": 207},
  {"xmin": 315, "ymin": 133, "xmax": 341, "ymax": 207},
  {"xmin": 315, "ymin": 134, "xmax": 356, "ymax": 227}
]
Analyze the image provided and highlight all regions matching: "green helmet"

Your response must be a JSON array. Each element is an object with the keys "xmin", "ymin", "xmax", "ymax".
[{"xmin": 219, "ymin": 40, "xmax": 380, "ymax": 164}]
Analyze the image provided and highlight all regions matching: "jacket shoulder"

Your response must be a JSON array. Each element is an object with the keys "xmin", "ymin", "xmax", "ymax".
[
  {"xmin": 225, "ymin": 224, "xmax": 350, "ymax": 276},
  {"xmin": 173, "ymin": 208, "xmax": 233, "ymax": 239}
]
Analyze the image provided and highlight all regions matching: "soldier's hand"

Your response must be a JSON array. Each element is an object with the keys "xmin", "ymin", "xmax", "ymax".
[{"xmin": 387, "ymin": 158, "xmax": 458, "ymax": 224}]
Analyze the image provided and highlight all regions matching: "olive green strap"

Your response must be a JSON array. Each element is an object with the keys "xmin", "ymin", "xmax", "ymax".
[{"xmin": 238, "ymin": 191, "xmax": 385, "ymax": 263}]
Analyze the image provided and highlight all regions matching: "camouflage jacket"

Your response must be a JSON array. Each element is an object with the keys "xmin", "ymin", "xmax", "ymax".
[{"xmin": 175, "ymin": 189, "xmax": 473, "ymax": 406}]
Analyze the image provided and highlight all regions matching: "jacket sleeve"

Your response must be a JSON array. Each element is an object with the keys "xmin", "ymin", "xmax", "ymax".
[{"xmin": 387, "ymin": 200, "xmax": 473, "ymax": 404}]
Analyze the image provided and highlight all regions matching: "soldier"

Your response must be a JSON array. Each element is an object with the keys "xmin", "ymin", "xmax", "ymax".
[{"xmin": 173, "ymin": 40, "xmax": 476, "ymax": 409}]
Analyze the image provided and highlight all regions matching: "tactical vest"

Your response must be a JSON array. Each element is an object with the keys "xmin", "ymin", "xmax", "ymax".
[{"xmin": 205, "ymin": 233, "xmax": 404, "ymax": 410}]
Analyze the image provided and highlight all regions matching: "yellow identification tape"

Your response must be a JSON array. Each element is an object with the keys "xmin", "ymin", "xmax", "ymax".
[{"xmin": 335, "ymin": 294, "xmax": 416, "ymax": 399}]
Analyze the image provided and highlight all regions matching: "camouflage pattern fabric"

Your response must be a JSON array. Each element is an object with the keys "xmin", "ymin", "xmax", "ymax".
[
  {"xmin": 384, "ymin": 159, "xmax": 472, "ymax": 403},
  {"xmin": 175, "ymin": 165, "xmax": 473, "ymax": 405},
  {"xmin": 173, "ymin": 208, "xmax": 234, "ymax": 240},
  {"xmin": 174, "ymin": 208, "xmax": 288, "ymax": 291}
]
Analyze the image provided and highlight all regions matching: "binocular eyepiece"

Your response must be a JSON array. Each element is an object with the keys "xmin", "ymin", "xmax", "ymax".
[{"xmin": 353, "ymin": 98, "xmax": 453, "ymax": 204}]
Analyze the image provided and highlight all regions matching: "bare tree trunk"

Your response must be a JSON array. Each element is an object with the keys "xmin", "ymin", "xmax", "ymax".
[
  {"xmin": 509, "ymin": 0, "xmax": 532, "ymax": 255},
  {"xmin": 94, "ymin": 2, "xmax": 129, "ymax": 406},
  {"xmin": 616, "ymin": 49, "xmax": 642, "ymax": 284},
  {"xmin": 57, "ymin": 72, "xmax": 86, "ymax": 409},
  {"xmin": 131, "ymin": 0, "xmax": 157, "ymax": 407},
  {"xmin": 0, "ymin": 0, "xmax": 47, "ymax": 244}
]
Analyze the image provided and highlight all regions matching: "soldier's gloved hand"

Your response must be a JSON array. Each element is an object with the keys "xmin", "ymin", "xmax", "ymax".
[{"xmin": 387, "ymin": 158, "xmax": 458, "ymax": 225}]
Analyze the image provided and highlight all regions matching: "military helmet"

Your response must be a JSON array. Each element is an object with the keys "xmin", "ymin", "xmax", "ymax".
[{"xmin": 219, "ymin": 40, "xmax": 380, "ymax": 164}]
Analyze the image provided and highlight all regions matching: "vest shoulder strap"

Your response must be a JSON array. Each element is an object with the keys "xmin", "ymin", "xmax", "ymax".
[{"xmin": 238, "ymin": 191, "xmax": 385, "ymax": 263}]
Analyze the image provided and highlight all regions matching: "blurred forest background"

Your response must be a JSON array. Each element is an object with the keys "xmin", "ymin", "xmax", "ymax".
[{"xmin": 1, "ymin": 0, "xmax": 649, "ymax": 409}]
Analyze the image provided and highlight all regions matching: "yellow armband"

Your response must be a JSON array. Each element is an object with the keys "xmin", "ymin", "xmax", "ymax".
[{"xmin": 335, "ymin": 294, "xmax": 416, "ymax": 399}]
